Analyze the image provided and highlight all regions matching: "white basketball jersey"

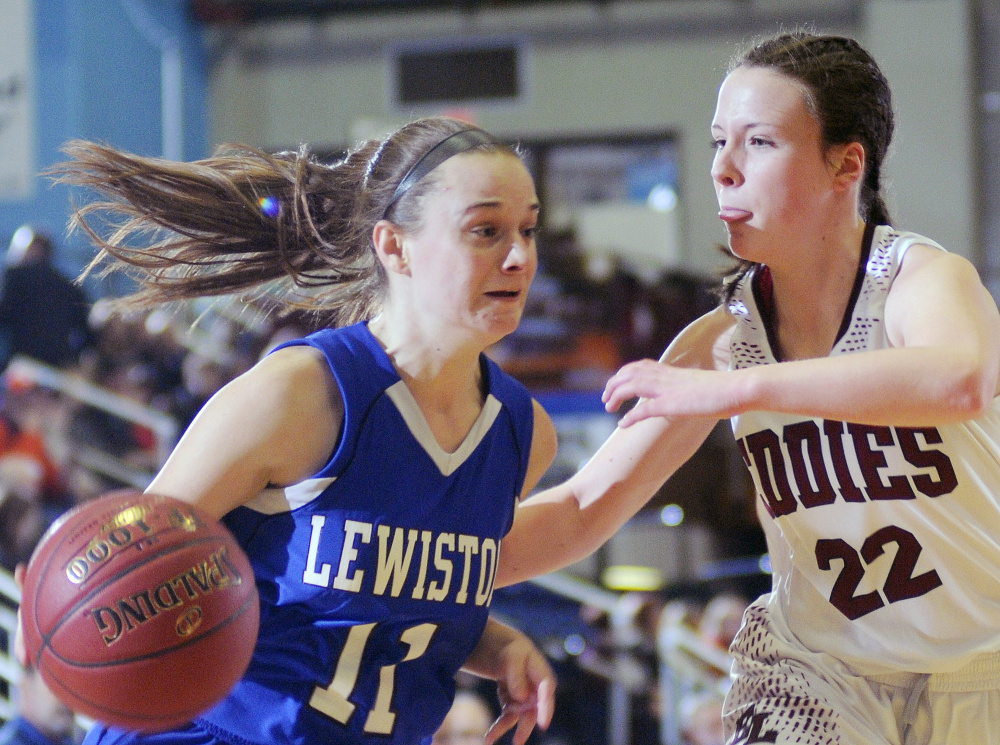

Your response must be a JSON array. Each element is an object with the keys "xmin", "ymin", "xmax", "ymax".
[{"xmin": 729, "ymin": 225, "xmax": 1000, "ymax": 674}]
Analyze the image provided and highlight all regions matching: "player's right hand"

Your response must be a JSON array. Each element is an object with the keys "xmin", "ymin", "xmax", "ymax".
[{"xmin": 484, "ymin": 633, "xmax": 555, "ymax": 745}]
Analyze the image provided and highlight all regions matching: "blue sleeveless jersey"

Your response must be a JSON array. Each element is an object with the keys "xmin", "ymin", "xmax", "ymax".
[{"xmin": 107, "ymin": 323, "xmax": 534, "ymax": 745}]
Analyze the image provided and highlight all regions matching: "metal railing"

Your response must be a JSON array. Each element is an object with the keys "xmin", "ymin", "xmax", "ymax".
[
  {"xmin": 530, "ymin": 570, "xmax": 736, "ymax": 745},
  {"xmin": 0, "ymin": 567, "xmax": 22, "ymax": 723},
  {"xmin": 3, "ymin": 355, "xmax": 180, "ymax": 489},
  {"xmin": 0, "ymin": 356, "xmax": 184, "ymax": 725}
]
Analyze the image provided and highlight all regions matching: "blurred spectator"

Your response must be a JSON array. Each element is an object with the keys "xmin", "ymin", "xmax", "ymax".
[
  {"xmin": 0, "ymin": 385, "xmax": 73, "ymax": 571},
  {"xmin": 678, "ymin": 690, "xmax": 725, "ymax": 745},
  {"xmin": 432, "ymin": 689, "xmax": 494, "ymax": 745},
  {"xmin": 0, "ymin": 664, "xmax": 77, "ymax": 745},
  {"xmin": 0, "ymin": 226, "xmax": 93, "ymax": 370},
  {"xmin": 162, "ymin": 350, "xmax": 233, "ymax": 431},
  {"xmin": 697, "ymin": 592, "xmax": 749, "ymax": 653},
  {"xmin": 258, "ymin": 319, "xmax": 313, "ymax": 361},
  {"xmin": 65, "ymin": 356, "xmax": 161, "ymax": 470}
]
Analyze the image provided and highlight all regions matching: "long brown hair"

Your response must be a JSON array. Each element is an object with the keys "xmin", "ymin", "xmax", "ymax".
[{"xmin": 49, "ymin": 117, "xmax": 516, "ymax": 327}]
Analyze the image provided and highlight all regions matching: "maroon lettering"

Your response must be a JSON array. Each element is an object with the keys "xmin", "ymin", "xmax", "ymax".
[
  {"xmin": 743, "ymin": 430, "xmax": 798, "ymax": 518},
  {"xmin": 896, "ymin": 427, "xmax": 957, "ymax": 498},
  {"xmin": 816, "ymin": 526, "xmax": 941, "ymax": 620},
  {"xmin": 815, "ymin": 538, "xmax": 884, "ymax": 620},
  {"xmin": 860, "ymin": 526, "xmax": 942, "ymax": 604},
  {"xmin": 736, "ymin": 438, "xmax": 751, "ymax": 469},
  {"xmin": 731, "ymin": 706, "xmax": 778, "ymax": 744},
  {"xmin": 822, "ymin": 420, "xmax": 866, "ymax": 502},
  {"xmin": 848, "ymin": 424, "xmax": 915, "ymax": 500},
  {"xmin": 783, "ymin": 421, "xmax": 837, "ymax": 508},
  {"xmin": 743, "ymin": 420, "xmax": 956, "ymax": 520},
  {"xmin": 737, "ymin": 438, "xmax": 776, "ymax": 518}
]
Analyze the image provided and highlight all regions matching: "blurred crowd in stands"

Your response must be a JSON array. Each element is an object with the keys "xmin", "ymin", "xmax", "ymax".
[
  {"xmin": 0, "ymin": 225, "xmax": 315, "ymax": 574},
  {"xmin": 576, "ymin": 589, "xmax": 744, "ymax": 745},
  {"xmin": 0, "ymin": 225, "xmax": 749, "ymax": 745}
]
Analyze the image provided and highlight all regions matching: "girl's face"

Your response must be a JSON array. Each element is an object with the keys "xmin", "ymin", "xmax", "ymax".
[
  {"xmin": 400, "ymin": 151, "xmax": 539, "ymax": 344},
  {"xmin": 710, "ymin": 65, "xmax": 838, "ymax": 262}
]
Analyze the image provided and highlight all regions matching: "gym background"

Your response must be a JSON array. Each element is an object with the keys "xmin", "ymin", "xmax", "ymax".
[{"xmin": 0, "ymin": 2, "xmax": 996, "ymax": 744}]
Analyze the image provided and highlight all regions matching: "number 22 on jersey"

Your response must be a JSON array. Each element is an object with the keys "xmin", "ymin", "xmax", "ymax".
[{"xmin": 816, "ymin": 525, "xmax": 941, "ymax": 620}]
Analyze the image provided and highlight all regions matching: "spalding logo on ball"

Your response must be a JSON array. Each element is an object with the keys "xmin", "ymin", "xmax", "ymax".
[{"xmin": 20, "ymin": 490, "xmax": 260, "ymax": 732}]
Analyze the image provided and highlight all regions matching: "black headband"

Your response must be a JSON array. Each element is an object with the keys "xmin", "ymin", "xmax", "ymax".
[{"xmin": 382, "ymin": 129, "xmax": 504, "ymax": 218}]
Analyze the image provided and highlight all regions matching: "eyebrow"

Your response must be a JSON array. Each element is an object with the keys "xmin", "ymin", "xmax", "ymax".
[
  {"xmin": 712, "ymin": 121, "xmax": 770, "ymax": 131},
  {"xmin": 464, "ymin": 199, "xmax": 540, "ymax": 213}
]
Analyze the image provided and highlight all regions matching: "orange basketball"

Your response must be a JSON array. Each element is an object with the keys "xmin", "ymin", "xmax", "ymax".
[{"xmin": 20, "ymin": 490, "xmax": 260, "ymax": 732}]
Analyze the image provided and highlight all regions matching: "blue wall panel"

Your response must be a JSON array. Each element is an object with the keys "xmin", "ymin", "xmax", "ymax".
[{"xmin": 0, "ymin": 0, "xmax": 208, "ymax": 289}]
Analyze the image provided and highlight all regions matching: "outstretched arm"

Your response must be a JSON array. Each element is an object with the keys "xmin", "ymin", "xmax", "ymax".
[
  {"xmin": 495, "ymin": 306, "xmax": 735, "ymax": 587},
  {"xmin": 499, "ymin": 415, "xmax": 717, "ymax": 587},
  {"xmin": 605, "ymin": 246, "xmax": 1000, "ymax": 429}
]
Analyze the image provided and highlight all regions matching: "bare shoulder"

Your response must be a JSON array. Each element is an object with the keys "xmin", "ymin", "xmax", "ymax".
[
  {"xmin": 889, "ymin": 243, "xmax": 989, "ymax": 314},
  {"xmin": 521, "ymin": 399, "xmax": 558, "ymax": 497},
  {"xmin": 661, "ymin": 304, "xmax": 735, "ymax": 371},
  {"xmin": 223, "ymin": 344, "xmax": 343, "ymax": 456},
  {"xmin": 149, "ymin": 344, "xmax": 344, "ymax": 514},
  {"xmin": 887, "ymin": 241, "xmax": 998, "ymax": 348},
  {"xmin": 251, "ymin": 344, "xmax": 331, "ymax": 387},
  {"xmin": 895, "ymin": 242, "xmax": 980, "ymax": 286}
]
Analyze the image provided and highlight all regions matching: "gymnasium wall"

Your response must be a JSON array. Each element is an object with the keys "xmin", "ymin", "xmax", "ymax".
[
  {"xmin": 0, "ymin": 0, "xmax": 208, "ymax": 282},
  {"xmin": 0, "ymin": 0, "xmax": 976, "ymax": 281},
  {"xmin": 208, "ymin": 0, "xmax": 976, "ymax": 275}
]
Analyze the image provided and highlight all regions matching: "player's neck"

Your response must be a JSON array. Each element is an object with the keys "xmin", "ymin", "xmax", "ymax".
[
  {"xmin": 367, "ymin": 314, "xmax": 485, "ymax": 411},
  {"xmin": 768, "ymin": 220, "xmax": 867, "ymax": 360}
]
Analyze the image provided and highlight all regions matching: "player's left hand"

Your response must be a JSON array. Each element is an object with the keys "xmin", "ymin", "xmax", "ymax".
[{"xmin": 484, "ymin": 633, "xmax": 555, "ymax": 745}]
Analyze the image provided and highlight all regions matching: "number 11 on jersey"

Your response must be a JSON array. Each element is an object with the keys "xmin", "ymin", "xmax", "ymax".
[{"xmin": 309, "ymin": 622, "xmax": 438, "ymax": 735}]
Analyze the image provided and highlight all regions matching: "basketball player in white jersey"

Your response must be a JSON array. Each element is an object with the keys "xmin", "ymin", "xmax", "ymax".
[{"xmin": 499, "ymin": 32, "xmax": 1000, "ymax": 745}]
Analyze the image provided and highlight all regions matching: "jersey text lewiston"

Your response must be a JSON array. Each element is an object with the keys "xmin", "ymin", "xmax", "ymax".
[
  {"xmin": 301, "ymin": 516, "xmax": 499, "ymax": 606},
  {"xmin": 737, "ymin": 420, "xmax": 957, "ymax": 518}
]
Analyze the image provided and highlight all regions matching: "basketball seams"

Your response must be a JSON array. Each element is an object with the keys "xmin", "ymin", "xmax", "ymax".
[
  {"xmin": 20, "ymin": 491, "xmax": 260, "ymax": 732},
  {"xmin": 41, "ymin": 536, "xmax": 245, "ymax": 662},
  {"xmin": 42, "ymin": 534, "xmax": 231, "ymax": 644},
  {"xmin": 37, "ymin": 591, "xmax": 257, "ymax": 673}
]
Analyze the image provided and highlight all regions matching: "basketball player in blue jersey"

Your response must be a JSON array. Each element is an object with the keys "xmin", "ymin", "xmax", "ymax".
[
  {"xmin": 496, "ymin": 33, "xmax": 1000, "ymax": 745},
  {"xmin": 40, "ymin": 117, "xmax": 558, "ymax": 745}
]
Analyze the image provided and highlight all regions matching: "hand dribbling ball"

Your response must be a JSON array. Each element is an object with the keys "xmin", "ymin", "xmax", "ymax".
[{"xmin": 20, "ymin": 490, "xmax": 260, "ymax": 732}]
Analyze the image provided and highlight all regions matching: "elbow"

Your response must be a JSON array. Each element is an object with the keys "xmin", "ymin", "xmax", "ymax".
[
  {"xmin": 960, "ymin": 387, "xmax": 995, "ymax": 420},
  {"xmin": 948, "ymin": 362, "xmax": 997, "ymax": 419}
]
